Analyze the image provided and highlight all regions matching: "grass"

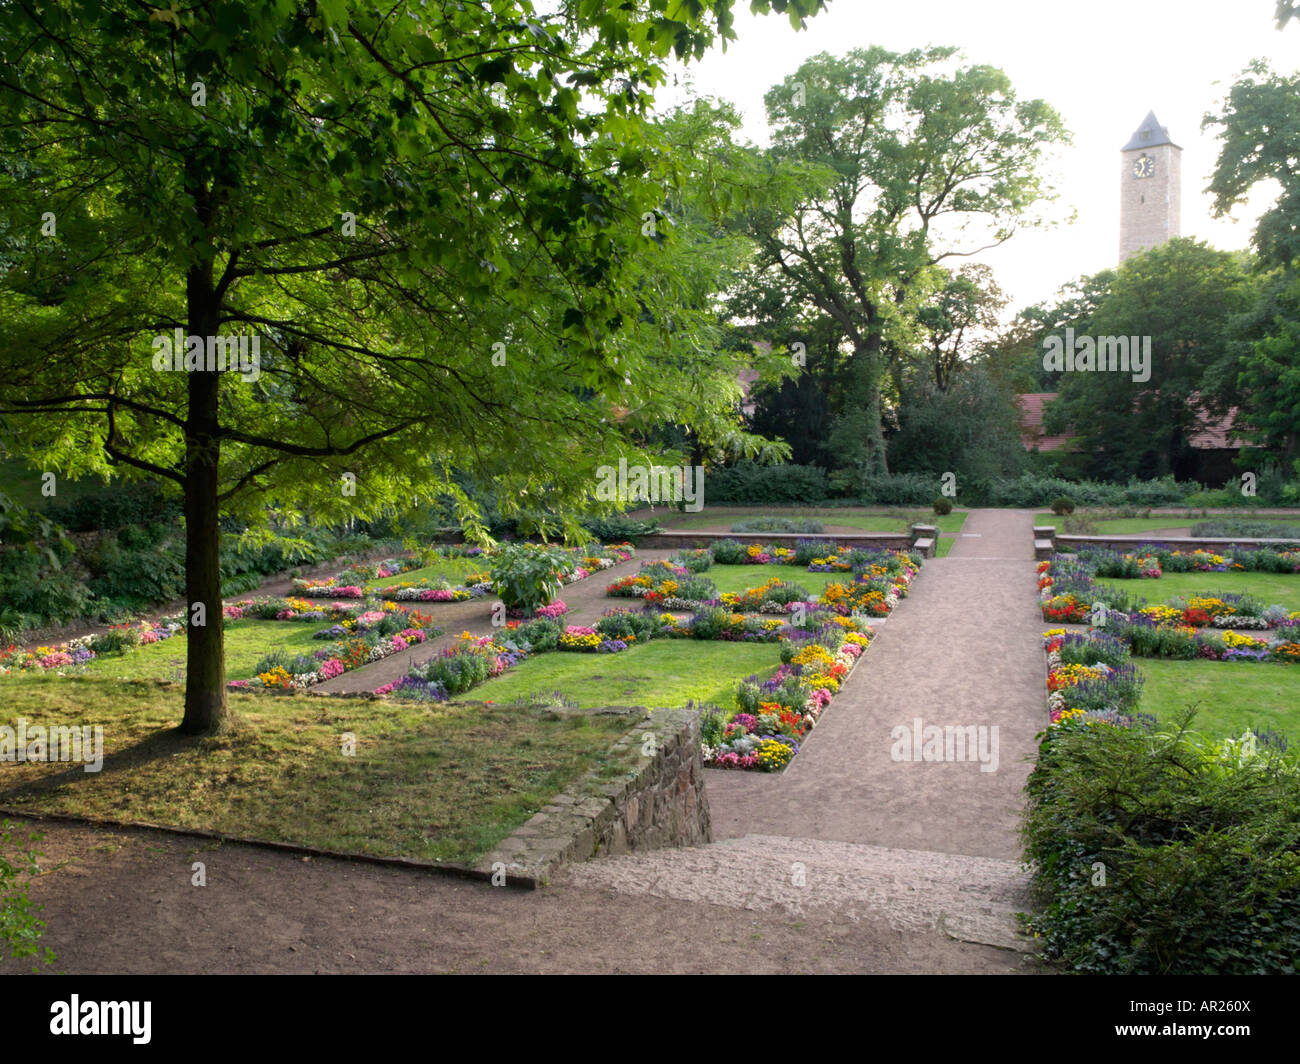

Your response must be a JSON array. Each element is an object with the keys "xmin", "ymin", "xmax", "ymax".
[
  {"xmin": 1135, "ymin": 659, "xmax": 1300, "ymax": 746},
  {"xmin": 458, "ymin": 638, "xmax": 781, "ymax": 710},
  {"xmin": 704, "ymin": 564, "xmax": 843, "ymax": 596},
  {"xmin": 1096, "ymin": 572, "xmax": 1300, "ymax": 612},
  {"xmin": 1033, "ymin": 513, "xmax": 1201, "ymax": 534},
  {"xmin": 65, "ymin": 619, "xmax": 327, "ymax": 682},
  {"xmin": 651, "ymin": 506, "xmax": 967, "ymax": 534},
  {"xmin": 0, "ymin": 677, "xmax": 633, "ymax": 863},
  {"xmin": 367, "ymin": 559, "xmax": 487, "ymax": 589}
]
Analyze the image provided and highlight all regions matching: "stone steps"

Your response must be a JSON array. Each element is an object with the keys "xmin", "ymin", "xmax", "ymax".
[{"xmin": 559, "ymin": 833, "xmax": 1035, "ymax": 952}]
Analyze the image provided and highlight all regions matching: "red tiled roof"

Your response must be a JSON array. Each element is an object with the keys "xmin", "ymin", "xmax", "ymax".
[
  {"xmin": 1017, "ymin": 393, "xmax": 1243, "ymax": 451},
  {"xmin": 1018, "ymin": 393, "xmax": 1071, "ymax": 452}
]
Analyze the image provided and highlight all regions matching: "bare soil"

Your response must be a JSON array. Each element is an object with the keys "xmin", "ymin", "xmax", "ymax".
[{"xmin": 0, "ymin": 819, "xmax": 1039, "ymax": 974}]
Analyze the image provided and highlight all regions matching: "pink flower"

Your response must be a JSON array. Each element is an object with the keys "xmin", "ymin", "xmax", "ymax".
[
  {"xmin": 320, "ymin": 658, "xmax": 345, "ymax": 680},
  {"xmin": 140, "ymin": 630, "xmax": 159, "ymax": 644}
]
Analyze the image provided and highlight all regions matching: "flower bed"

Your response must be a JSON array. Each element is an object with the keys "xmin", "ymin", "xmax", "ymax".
[
  {"xmin": 371, "ymin": 602, "xmax": 873, "ymax": 758},
  {"xmin": 230, "ymin": 605, "xmax": 443, "ymax": 691},
  {"xmin": 1039, "ymin": 552, "xmax": 1300, "ymax": 630},
  {"xmin": 700, "ymin": 614, "xmax": 875, "ymax": 771},
  {"xmin": 610, "ymin": 548, "xmax": 919, "ymax": 616},
  {"xmin": 1, "ymin": 617, "xmax": 184, "ymax": 674}
]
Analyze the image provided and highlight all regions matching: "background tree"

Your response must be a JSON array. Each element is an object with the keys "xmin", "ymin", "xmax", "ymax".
[
  {"xmin": 1042, "ymin": 239, "xmax": 1257, "ymax": 480},
  {"xmin": 730, "ymin": 46, "xmax": 1067, "ymax": 485}
]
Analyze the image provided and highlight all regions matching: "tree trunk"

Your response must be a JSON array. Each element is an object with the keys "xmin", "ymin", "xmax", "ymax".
[
  {"xmin": 178, "ymin": 211, "xmax": 230, "ymax": 735},
  {"xmin": 852, "ymin": 335, "xmax": 889, "ymax": 476}
]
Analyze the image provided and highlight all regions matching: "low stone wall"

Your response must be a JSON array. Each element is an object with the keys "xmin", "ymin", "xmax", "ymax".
[
  {"xmin": 1041, "ymin": 531, "xmax": 1300, "ymax": 555},
  {"xmin": 472, "ymin": 706, "xmax": 711, "ymax": 885}
]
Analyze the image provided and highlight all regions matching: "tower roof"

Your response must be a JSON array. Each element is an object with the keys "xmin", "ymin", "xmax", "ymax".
[{"xmin": 1122, "ymin": 111, "xmax": 1180, "ymax": 152}]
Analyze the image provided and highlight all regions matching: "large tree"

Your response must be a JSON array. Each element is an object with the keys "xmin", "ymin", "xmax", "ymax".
[
  {"xmin": 730, "ymin": 46, "xmax": 1067, "ymax": 482},
  {"xmin": 0, "ymin": 0, "xmax": 822, "ymax": 735},
  {"xmin": 1042, "ymin": 239, "xmax": 1257, "ymax": 480}
]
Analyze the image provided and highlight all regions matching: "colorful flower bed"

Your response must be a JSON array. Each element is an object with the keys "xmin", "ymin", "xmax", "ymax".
[
  {"xmin": 1, "ymin": 618, "xmax": 184, "ymax": 674},
  {"xmin": 231, "ymin": 605, "xmax": 444, "ymax": 691},
  {"xmin": 609, "ymin": 547, "xmax": 919, "ymax": 617},
  {"xmin": 700, "ymin": 614, "xmax": 874, "ymax": 771},
  {"xmin": 1041, "ymin": 628, "xmax": 1152, "ymax": 727},
  {"xmin": 295, "ymin": 541, "xmax": 634, "ymax": 604},
  {"xmin": 371, "ymin": 603, "xmax": 874, "ymax": 764}
]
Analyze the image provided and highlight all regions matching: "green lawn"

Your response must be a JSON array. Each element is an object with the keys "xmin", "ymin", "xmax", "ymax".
[
  {"xmin": 0, "ymin": 677, "xmax": 632, "ymax": 863},
  {"xmin": 1097, "ymin": 572, "xmax": 1300, "ymax": 612},
  {"xmin": 1136, "ymin": 659, "xmax": 1300, "ymax": 746},
  {"xmin": 368, "ymin": 558, "xmax": 486, "ymax": 589},
  {"xmin": 655, "ymin": 507, "xmax": 966, "ymax": 534},
  {"xmin": 1033, "ymin": 513, "xmax": 1200, "ymax": 534},
  {"xmin": 459, "ymin": 638, "xmax": 781, "ymax": 710},
  {"xmin": 75, "ymin": 619, "xmax": 324, "ymax": 682},
  {"xmin": 705, "ymin": 564, "xmax": 843, "ymax": 596}
]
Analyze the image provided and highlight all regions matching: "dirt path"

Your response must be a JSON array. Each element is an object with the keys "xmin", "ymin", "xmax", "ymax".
[{"xmin": 0, "ymin": 820, "xmax": 1036, "ymax": 974}]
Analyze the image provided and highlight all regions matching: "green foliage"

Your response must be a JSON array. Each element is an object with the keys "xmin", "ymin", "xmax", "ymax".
[
  {"xmin": 513, "ymin": 618, "xmax": 560, "ymax": 653},
  {"xmin": 705, "ymin": 462, "xmax": 830, "ymax": 504},
  {"xmin": 708, "ymin": 539, "xmax": 749, "ymax": 565},
  {"xmin": 1051, "ymin": 496, "xmax": 1075, "ymax": 515},
  {"xmin": 1041, "ymin": 240, "xmax": 1259, "ymax": 481},
  {"xmin": 670, "ymin": 548, "xmax": 713, "ymax": 573},
  {"xmin": 932, "ymin": 498, "xmax": 953, "ymax": 516},
  {"xmin": 594, "ymin": 610, "xmax": 658, "ymax": 644},
  {"xmin": 1191, "ymin": 518, "xmax": 1300, "ymax": 539},
  {"xmin": 578, "ymin": 515, "xmax": 663, "ymax": 546},
  {"xmin": 1023, "ymin": 715, "xmax": 1300, "ymax": 974},
  {"xmin": 0, "ymin": 820, "xmax": 55, "ymax": 971},
  {"xmin": 730, "ymin": 516, "xmax": 824, "ymax": 533},
  {"xmin": 490, "ymin": 543, "xmax": 571, "ymax": 611}
]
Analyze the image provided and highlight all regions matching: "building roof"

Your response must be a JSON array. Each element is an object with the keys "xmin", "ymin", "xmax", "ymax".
[
  {"xmin": 1018, "ymin": 393, "xmax": 1072, "ymax": 452},
  {"xmin": 1122, "ymin": 110, "xmax": 1180, "ymax": 152},
  {"xmin": 1018, "ymin": 392, "xmax": 1243, "ymax": 451}
]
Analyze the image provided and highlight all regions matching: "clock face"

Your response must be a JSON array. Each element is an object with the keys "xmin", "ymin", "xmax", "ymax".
[{"xmin": 1133, "ymin": 154, "xmax": 1155, "ymax": 179}]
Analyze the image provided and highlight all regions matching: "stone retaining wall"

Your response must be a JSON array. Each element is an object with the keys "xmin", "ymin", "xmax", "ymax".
[
  {"xmin": 1037, "ymin": 529, "xmax": 1300, "ymax": 557},
  {"xmin": 472, "ymin": 706, "xmax": 711, "ymax": 885}
]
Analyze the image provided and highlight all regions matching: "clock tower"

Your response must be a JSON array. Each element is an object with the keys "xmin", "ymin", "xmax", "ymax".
[{"xmin": 1119, "ymin": 111, "xmax": 1181, "ymax": 262}]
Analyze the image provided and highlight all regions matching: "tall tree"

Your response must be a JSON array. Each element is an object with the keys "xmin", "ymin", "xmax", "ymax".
[
  {"xmin": 1042, "ymin": 239, "xmax": 1257, "ymax": 480},
  {"xmin": 0, "ymin": 0, "xmax": 823, "ymax": 735},
  {"xmin": 731, "ymin": 46, "xmax": 1066, "ymax": 482}
]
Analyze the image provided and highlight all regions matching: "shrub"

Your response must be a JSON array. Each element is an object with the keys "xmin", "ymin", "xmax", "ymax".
[
  {"xmin": 0, "ymin": 821, "xmax": 55, "ymax": 971},
  {"xmin": 512, "ymin": 617, "xmax": 560, "ymax": 652},
  {"xmin": 595, "ymin": 609, "xmax": 658, "ymax": 644},
  {"xmin": 670, "ymin": 548, "xmax": 712, "ymax": 573},
  {"xmin": 730, "ymin": 516, "xmax": 825, "ymax": 534},
  {"xmin": 708, "ymin": 538, "xmax": 749, "ymax": 565},
  {"xmin": 1051, "ymin": 496, "xmax": 1076, "ymax": 515},
  {"xmin": 579, "ymin": 514, "xmax": 663, "ymax": 545},
  {"xmin": 932, "ymin": 497, "xmax": 953, "ymax": 515},
  {"xmin": 705, "ymin": 462, "xmax": 830, "ymax": 505},
  {"xmin": 1023, "ymin": 713, "xmax": 1300, "ymax": 974},
  {"xmin": 489, "ymin": 542, "xmax": 570, "ymax": 610}
]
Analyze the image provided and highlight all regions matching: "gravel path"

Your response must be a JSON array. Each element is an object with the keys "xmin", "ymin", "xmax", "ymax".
[{"xmin": 567, "ymin": 510, "xmax": 1046, "ymax": 949}]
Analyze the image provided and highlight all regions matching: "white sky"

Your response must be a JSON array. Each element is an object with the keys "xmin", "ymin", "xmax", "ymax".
[{"xmin": 655, "ymin": 0, "xmax": 1299, "ymax": 315}]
